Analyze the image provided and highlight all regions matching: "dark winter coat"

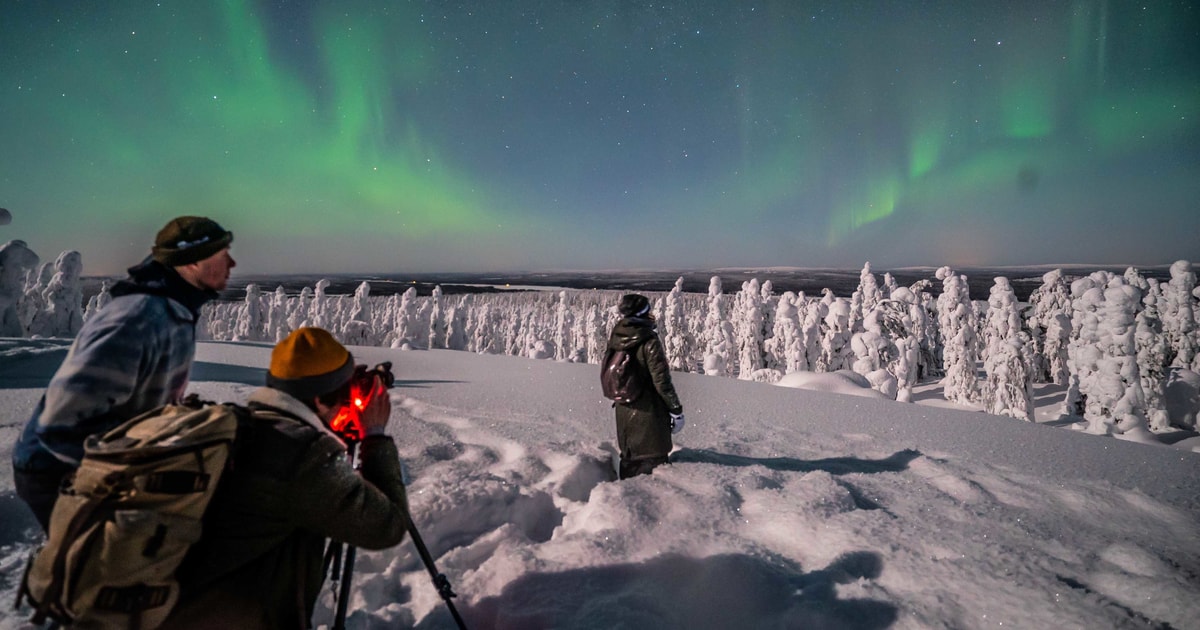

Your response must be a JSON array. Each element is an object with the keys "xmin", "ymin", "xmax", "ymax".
[
  {"xmin": 605, "ymin": 316, "xmax": 683, "ymax": 462},
  {"xmin": 162, "ymin": 387, "xmax": 409, "ymax": 630},
  {"xmin": 12, "ymin": 258, "xmax": 216, "ymax": 475}
]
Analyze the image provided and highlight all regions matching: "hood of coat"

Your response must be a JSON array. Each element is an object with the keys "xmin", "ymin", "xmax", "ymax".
[
  {"xmin": 112, "ymin": 256, "xmax": 218, "ymax": 318},
  {"xmin": 608, "ymin": 316, "xmax": 657, "ymax": 351},
  {"xmin": 247, "ymin": 386, "xmax": 345, "ymax": 444}
]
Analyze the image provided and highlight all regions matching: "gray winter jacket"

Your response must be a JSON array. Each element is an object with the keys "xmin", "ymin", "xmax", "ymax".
[{"xmin": 12, "ymin": 259, "xmax": 214, "ymax": 473}]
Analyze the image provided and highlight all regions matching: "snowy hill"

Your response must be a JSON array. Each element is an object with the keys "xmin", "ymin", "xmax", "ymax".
[{"xmin": 1, "ymin": 340, "xmax": 1198, "ymax": 629}]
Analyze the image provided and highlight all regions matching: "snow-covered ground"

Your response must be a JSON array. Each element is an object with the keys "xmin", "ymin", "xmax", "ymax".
[{"xmin": 1, "ymin": 338, "xmax": 1198, "ymax": 629}]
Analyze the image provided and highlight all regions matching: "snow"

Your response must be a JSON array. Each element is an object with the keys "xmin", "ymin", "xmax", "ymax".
[{"xmin": 2, "ymin": 339, "xmax": 1198, "ymax": 629}]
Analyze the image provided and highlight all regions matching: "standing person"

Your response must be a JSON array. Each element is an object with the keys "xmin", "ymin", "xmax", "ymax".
[
  {"xmin": 605, "ymin": 293, "xmax": 685, "ymax": 479},
  {"xmin": 163, "ymin": 327, "xmax": 410, "ymax": 629},
  {"xmin": 11, "ymin": 216, "xmax": 235, "ymax": 531}
]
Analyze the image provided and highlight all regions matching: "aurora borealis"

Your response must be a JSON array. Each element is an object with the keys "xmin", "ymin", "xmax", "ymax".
[{"xmin": 2, "ymin": 1, "xmax": 1197, "ymax": 275}]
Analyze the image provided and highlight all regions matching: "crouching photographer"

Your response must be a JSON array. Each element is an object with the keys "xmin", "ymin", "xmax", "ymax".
[{"xmin": 163, "ymin": 327, "xmax": 409, "ymax": 630}]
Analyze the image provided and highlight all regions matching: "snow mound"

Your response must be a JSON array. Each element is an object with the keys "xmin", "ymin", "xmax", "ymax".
[{"xmin": 774, "ymin": 369, "xmax": 889, "ymax": 399}]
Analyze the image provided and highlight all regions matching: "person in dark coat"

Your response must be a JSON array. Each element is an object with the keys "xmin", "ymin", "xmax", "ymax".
[
  {"xmin": 12, "ymin": 216, "xmax": 235, "ymax": 531},
  {"xmin": 163, "ymin": 327, "xmax": 410, "ymax": 630},
  {"xmin": 605, "ymin": 293, "xmax": 685, "ymax": 479}
]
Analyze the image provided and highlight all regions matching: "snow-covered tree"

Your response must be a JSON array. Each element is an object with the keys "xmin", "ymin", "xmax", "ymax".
[
  {"xmin": 937, "ymin": 267, "xmax": 979, "ymax": 405},
  {"xmin": 1043, "ymin": 311, "xmax": 1071, "ymax": 386},
  {"xmin": 904, "ymin": 279, "xmax": 939, "ymax": 380},
  {"xmin": 1063, "ymin": 273, "xmax": 1108, "ymax": 418},
  {"xmin": 584, "ymin": 302, "xmax": 607, "ymax": 364},
  {"xmin": 27, "ymin": 250, "xmax": 84, "ymax": 337},
  {"xmin": 268, "ymin": 286, "xmax": 289, "ymax": 341},
  {"xmin": 980, "ymin": 277, "xmax": 1034, "ymax": 420},
  {"xmin": 854, "ymin": 262, "xmax": 882, "ymax": 332},
  {"xmin": 1080, "ymin": 278, "xmax": 1150, "ymax": 437},
  {"xmin": 887, "ymin": 287, "xmax": 922, "ymax": 402},
  {"xmin": 0, "ymin": 240, "xmax": 39, "ymax": 336},
  {"xmin": 427, "ymin": 285, "xmax": 446, "ymax": 350},
  {"xmin": 849, "ymin": 327, "xmax": 888, "ymax": 378},
  {"xmin": 662, "ymin": 277, "xmax": 693, "ymax": 372},
  {"xmin": 850, "ymin": 295, "xmax": 910, "ymax": 399},
  {"xmin": 817, "ymin": 298, "xmax": 853, "ymax": 372},
  {"xmin": 1026, "ymin": 269, "xmax": 1072, "ymax": 384},
  {"xmin": 83, "ymin": 280, "xmax": 112, "ymax": 323},
  {"xmin": 310, "ymin": 279, "xmax": 331, "ymax": 329},
  {"xmin": 18, "ymin": 261, "xmax": 54, "ymax": 334},
  {"xmin": 765, "ymin": 291, "xmax": 806, "ymax": 374},
  {"xmin": 759, "ymin": 280, "xmax": 776, "ymax": 360},
  {"xmin": 733, "ymin": 279, "xmax": 765, "ymax": 379},
  {"xmin": 445, "ymin": 295, "xmax": 470, "ymax": 351},
  {"xmin": 342, "ymin": 281, "xmax": 374, "ymax": 346},
  {"xmin": 1161, "ymin": 260, "xmax": 1196, "ymax": 369},
  {"xmin": 288, "ymin": 286, "xmax": 312, "ymax": 330},
  {"xmin": 234, "ymin": 284, "xmax": 264, "ymax": 342},
  {"xmin": 1135, "ymin": 280, "xmax": 1171, "ymax": 431},
  {"xmin": 702, "ymin": 276, "xmax": 736, "ymax": 376},
  {"xmin": 799, "ymin": 293, "xmax": 825, "ymax": 371},
  {"xmin": 471, "ymin": 302, "xmax": 500, "ymax": 355},
  {"xmin": 553, "ymin": 291, "xmax": 575, "ymax": 362},
  {"xmin": 882, "ymin": 272, "xmax": 898, "ymax": 298},
  {"xmin": 390, "ymin": 287, "xmax": 420, "ymax": 349}
]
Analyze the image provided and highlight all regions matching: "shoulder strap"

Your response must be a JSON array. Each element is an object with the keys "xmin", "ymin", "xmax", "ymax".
[{"xmin": 246, "ymin": 401, "xmax": 307, "ymax": 424}]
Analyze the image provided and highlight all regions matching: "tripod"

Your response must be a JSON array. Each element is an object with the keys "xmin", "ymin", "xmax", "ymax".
[{"xmin": 326, "ymin": 441, "xmax": 467, "ymax": 630}]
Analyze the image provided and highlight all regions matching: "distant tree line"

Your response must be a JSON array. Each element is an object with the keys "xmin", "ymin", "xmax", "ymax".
[{"xmin": 3, "ymin": 239, "xmax": 1196, "ymax": 438}]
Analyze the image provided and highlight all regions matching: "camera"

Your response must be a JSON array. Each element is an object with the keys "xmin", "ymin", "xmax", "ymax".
[
  {"xmin": 353, "ymin": 361, "xmax": 395, "ymax": 392},
  {"xmin": 331, "ymin": 361, "xmax": 395, "ymax": 442}
]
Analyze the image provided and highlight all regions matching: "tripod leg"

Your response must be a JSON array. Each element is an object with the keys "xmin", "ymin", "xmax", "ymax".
[{"xmin": 332, "ymin": 545, "xmax": 357, "ymax": 630}]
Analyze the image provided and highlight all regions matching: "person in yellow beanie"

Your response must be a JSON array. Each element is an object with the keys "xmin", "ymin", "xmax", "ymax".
[
  {"xmin": 163, "ymin": 327, "xmax": 410, "ymax": 630},
  {"xmin": 14, "ymin": 215, "xmax": 235, "ymax": 532}
]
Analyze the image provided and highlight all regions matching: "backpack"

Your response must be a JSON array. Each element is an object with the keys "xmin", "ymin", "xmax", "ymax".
[
  {"xmin": 17, "ymin": 398, "xmax": 244, "ymax": 629},
  {"xmin": 601, "ymin": 346, "xmax": 645, "ymax": 404}
]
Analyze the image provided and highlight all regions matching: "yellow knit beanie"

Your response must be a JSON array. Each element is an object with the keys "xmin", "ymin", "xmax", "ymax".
[{"xmin": 267, "ymin": 327, "xmax": 355, "ymax": 399}]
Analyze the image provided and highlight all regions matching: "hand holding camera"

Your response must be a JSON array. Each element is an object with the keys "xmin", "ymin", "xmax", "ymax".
[
  {"xmin": 333, "ymin": 362, "xmax": 395, "ymax": 441},
  {"xmin": 356, "ymin": 362, "xmax": 395, "ymax": 437},
  {"xmin": 357, "ymin": 375, "xmax": 392, "ymax": 437}
]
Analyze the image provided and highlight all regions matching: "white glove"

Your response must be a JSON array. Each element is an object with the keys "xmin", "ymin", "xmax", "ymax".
[{"xmin": 670, "ymin": 413, "xmax": 685, "ymax": 434}]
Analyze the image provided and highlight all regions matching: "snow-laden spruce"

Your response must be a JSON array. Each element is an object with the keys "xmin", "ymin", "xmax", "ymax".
[
  {"xmin": 702, "ymin": 276, "xmax": 736, "ymax": 377},
  {"xmin": 980, "ymin": 277, "xmax": 1034, "ymax": 420},
  {"xmin": 26, "ymin": 250, "xmax": 83, "ymax": 339},
  {"xmin": 0, "ymin": 240, "xmax": 39, "ymax": 336},
  {"xmin": 937, "ymin": 266, "xmax": 979, "ymax": 406}
]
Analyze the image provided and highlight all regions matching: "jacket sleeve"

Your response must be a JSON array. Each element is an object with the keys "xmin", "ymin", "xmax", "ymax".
[
  {"xmin": 641, "ymin": 335, "xmax": 683, "ymax": 414},
  {"xmin": 35, "ymin": 316, "xmax": 157, "ymax": 463},
  {"xmin": 286, "ymin": 434, "xmax": 410, "ymax": 551}
]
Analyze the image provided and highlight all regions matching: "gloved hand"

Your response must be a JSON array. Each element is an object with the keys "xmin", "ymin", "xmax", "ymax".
[{"xmin": 670, "ymin": 412, "xmax": 685, "ymax": 434}]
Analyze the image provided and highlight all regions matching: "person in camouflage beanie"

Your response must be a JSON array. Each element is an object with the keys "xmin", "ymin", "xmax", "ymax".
[{"xmin": 12, "ymin": 215, "xmax": 236, "ymax": 531}]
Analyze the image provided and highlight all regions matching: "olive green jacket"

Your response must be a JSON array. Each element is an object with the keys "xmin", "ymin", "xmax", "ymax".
[
  {"xmin": 163, "ymin": 387, "xmax": 409, "ymax": 630},
  {"xmin": 606, "ymin": 316, "xmax": 683, "ymax": 462}
]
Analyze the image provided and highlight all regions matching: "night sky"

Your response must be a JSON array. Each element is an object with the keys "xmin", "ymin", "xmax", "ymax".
[{"xmin": 2, "ymin": 1, "xmax": 1197, "ymax": 275}]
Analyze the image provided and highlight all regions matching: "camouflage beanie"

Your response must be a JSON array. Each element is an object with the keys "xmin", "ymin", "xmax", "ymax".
[
  {"xmin": 152, "ymin": 216, "xmax": 233, "ymax": 266},
  {"xmin": 618, "ymin": 294, "xmax": 651, "ymax": 317}
]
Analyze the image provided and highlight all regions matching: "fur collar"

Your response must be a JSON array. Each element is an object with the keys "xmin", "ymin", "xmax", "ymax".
[{"xmin": 247, "ymin": 387, "xmax": 343, "ymax": 443}]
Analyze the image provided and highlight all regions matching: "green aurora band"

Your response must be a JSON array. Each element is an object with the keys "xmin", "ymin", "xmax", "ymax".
[{"xmin": 1, "ymin": 1, "xmax": 1196, "ymax": 272}]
